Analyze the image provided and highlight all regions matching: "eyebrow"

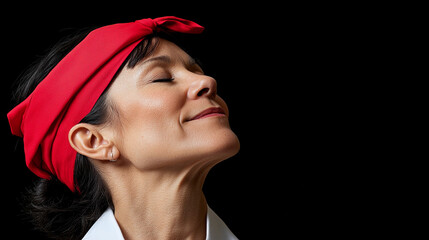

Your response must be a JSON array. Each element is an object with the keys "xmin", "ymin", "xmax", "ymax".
[
  {"xmin": 140, "ymin": 55, "xmax": 172, "ymax": 66},
  {"xmin": 138, "ymin": 55, "xmax": 203, "ymax": 75}
]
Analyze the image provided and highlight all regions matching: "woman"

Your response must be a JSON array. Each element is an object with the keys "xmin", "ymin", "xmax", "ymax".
[{"xmin": 8, "ymin": 16, "xmax": 240, "ymax": 240}]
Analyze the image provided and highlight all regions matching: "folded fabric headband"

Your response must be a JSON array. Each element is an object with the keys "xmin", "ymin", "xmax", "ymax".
[{"xmin": 7, "ymin": 16, "xmax": 204, "ymax": 192}]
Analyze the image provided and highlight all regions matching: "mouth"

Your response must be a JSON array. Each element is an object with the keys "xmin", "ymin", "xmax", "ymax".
[{"xmin": 188, "ymin": 107, "xmax": 226, "ymax": 121}]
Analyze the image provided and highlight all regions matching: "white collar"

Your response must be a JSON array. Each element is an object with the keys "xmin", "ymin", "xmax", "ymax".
[{"xmin": 82, "ymin": 206, "xmax": 238, "ymax": 240}]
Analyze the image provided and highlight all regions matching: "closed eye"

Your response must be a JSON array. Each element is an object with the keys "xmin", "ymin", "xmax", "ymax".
[{"xmin": 152, "ymin": 78, "xmax": 175, "ymax": 83}]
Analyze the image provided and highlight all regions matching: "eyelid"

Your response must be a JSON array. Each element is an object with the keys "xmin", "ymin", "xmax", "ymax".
[{"xmin": 151, "ymin": 77, "xmax": 175, "ymax": 83}]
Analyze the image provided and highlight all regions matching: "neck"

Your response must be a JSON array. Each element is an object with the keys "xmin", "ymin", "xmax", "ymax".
[{"xmin": 107, "ymin": 164, "xmax": 211, "ymax": 240}]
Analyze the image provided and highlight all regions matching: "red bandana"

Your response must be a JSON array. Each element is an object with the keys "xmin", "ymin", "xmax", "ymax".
[{"xmin": 7, "ymin": 16, "xmax": 204, "ymax": 191}]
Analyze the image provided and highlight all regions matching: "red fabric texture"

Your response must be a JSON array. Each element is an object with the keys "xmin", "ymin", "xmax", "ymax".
[{"xmin": 7, "ymin": 16, "xmax": 204, "ymax": 191}]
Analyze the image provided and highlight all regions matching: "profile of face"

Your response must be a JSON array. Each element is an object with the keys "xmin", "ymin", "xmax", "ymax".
[{"xmin": 99, "ymin": 38, "xmax": 240, "ymax": 171}]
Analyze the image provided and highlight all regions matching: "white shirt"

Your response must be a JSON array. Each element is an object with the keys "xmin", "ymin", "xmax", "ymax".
[{"xmin": 82, "ymin": 206, "xmax": 238, "ymax": 240}]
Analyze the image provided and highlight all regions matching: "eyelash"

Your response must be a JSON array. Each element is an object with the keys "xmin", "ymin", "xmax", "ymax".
[{"xmin": 152, "ymin": 78, "xmax": 175, "ymax": 83}]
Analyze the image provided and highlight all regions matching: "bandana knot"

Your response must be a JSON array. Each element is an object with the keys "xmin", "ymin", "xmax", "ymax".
[{"xmin": 135, "ymin": 18, "xmax": 158, "ymax": 32}]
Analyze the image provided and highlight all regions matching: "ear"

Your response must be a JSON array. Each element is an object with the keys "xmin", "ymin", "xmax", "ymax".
[{"xmin": 68, "ymin": 123, "xmax": 119, "ymax": 161}]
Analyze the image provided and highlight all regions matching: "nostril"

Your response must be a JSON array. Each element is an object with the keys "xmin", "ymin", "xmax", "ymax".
[{"xmin": 197, "ymin": 88, "xmax": 209, "ymax": 97}]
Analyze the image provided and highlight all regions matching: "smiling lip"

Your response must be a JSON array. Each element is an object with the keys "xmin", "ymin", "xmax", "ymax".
[{"xmin": 189, "ymin": 107, "xmax": 226, "ymax": 121}]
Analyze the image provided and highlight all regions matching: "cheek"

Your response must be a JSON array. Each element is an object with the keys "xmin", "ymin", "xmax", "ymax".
[
  {"xmin": 116, "ymin": 89, "xmax": 185, "ymax": 168},
  {"xmin": 121, "ymin": 88, "xmax": 183, "ymax": 124}
]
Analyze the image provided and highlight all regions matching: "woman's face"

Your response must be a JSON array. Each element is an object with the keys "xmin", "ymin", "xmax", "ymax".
[{"xmin": 105, "ymin": 39, "xmax": 240, "ymax": 170}]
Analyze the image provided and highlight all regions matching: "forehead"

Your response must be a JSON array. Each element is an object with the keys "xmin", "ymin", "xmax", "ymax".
[{"xmin": 140, "ymin": 38, "xmax": 190, "ymax": 65}]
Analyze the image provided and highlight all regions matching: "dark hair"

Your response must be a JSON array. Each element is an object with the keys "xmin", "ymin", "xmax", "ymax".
[{"xmin": 15, "ymin": 27, "xmax": 160, "ymax": 240}]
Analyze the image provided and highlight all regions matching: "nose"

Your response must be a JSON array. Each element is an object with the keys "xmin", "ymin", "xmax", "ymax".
[{"xmin": 187, "ymin": 76, "xmax": 217, "ymax": 100}]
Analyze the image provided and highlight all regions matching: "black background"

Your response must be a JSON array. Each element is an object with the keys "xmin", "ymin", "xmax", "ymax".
[{"xmin": 0, "ymin": 2, "xmax": 416, "ymax": 240}]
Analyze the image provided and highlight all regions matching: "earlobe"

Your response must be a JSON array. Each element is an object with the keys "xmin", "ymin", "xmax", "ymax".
[{"xmin": 68, "ymin": 123, "xmax": 116, "ymax": 161}]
